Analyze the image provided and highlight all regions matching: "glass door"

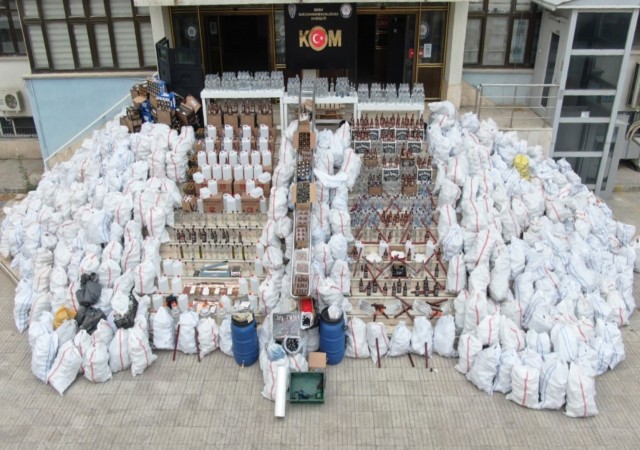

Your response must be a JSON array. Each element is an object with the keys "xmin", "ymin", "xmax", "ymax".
[
  {"xmin": 416, "ymin": 7, "xmax": 447, "ymax": 101},
  {"xmin": 531, "ymin": 10, "xmax": 568, "ymax": 123},
  {"xmin": 552, "ymin": 11, "xmax": 634, "ymax": 193}
]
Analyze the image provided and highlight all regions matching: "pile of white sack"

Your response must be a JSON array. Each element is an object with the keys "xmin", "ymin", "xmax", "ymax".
[
  {"xmin": 426, "ymin": 100, "xmax": 636, "ymax": 417},
  {"xmin": 256, "ymin": 120, "xmax": 362, "ymax": 401},
  {"xmin": 0, "ymin": 118, "xmax": 201, "ymax": 395}
]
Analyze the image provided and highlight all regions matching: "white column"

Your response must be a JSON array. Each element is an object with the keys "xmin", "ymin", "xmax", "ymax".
[
  {"xmin": 443, "ymin": 1, "xmax": 469, "ymax": 108},
  {"xmin": 149, "ymin": 6, "xmax": 173, "ymax": 46}
]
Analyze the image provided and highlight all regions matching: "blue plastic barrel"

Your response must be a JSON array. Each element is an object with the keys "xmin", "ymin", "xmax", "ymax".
[
  {"xmin": 231, "ymin": 315, "xmax": 259, "ymax": 366},
  {"xmin": 319, "ymin": 308, "xmax": 346, "ymax": 365}
]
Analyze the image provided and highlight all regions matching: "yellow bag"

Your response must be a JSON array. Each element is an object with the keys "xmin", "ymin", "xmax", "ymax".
[
  {"xmin": 53, "ymin": 306, "xmax": 77, "ymax": 330},
  {"xmin": 514, "ymin": 154, "xmax": 530, "ymax": 180}
]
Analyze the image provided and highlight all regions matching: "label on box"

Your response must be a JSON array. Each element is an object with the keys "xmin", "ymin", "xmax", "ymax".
[
  {"xmin": 354, "ymin": 141, "xmax": 371, "ymax": 154},
  {"xmin": 382, "ymin": 142, "xmax": 397, "ymax": 154},
  {"xmin": 417, "ymin": 168, "xmax": 433, "ymax": 183},
  {"xmin": 369, "ymin": 128, "xmax": 380, "ymax": 141},
  {"xmin": 408, "ymin": 141, "xmax": 422, "ymax": 153},
  {"xmin": 396, "ymin": 128, "xmax": 409, "ymax": 141},
  {"xmin": 383, "ymin": 168, "xmax": 400, "ymax": 183}
]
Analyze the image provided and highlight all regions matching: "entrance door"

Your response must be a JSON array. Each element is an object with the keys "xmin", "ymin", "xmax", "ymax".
[
  {"xmin": 356, "ymin": 14, "xmax": 416, "ymax": 85},
  {"xmin": 531, "ymin": 10, "xmax": 569, "ymax": 122},
  {"xmin": 202, "ymin": 14, "xmax": 270, "ymax": 74}
]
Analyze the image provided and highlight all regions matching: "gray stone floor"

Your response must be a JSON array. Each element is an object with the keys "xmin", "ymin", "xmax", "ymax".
[{"xmin": 0, "ymin": 196, "xmax": 640, "ymax": 449}]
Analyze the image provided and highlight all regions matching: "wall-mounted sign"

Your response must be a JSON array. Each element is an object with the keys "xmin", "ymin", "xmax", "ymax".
[{"xmin": 285, "ymin": 3, "xmax": 357, "ymax": 70}]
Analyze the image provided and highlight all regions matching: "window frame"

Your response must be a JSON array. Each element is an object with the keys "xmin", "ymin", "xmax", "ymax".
[
  {"xmin": 0, "ymin": 116, "xmax": 37, "ymax": 138},
  {"xmin": 1, "ymin": 0, "xmax": 26, "ymax": 56},
  {"xmin": 464, "ymin": 0, "xmax": 540, "ymax": 68},
  {"xmin": 17, "ymin": 0, "xmax": 155, "ymax": 72}
]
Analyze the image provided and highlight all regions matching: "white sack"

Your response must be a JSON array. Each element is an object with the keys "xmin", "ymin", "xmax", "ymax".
[
  {"xmin": 466, "ymin": 344, "xmax": 501, "ymax": 394},
  {"xmin": 455, "ymin": 333, "xmax": 482, "ymax": 375},
  {"xmin": 82, "ymin": 342, "xmax": 112, "ymax": 383},
  {"xmin": 46, "ymin": 340, "xmax": 82, "ymax": 395},
  {"xmin": 433, "ymin": 315, "xmax": 457, "ymax": 357},
  {"xmin": 366, "ymin": 322, "xmax": 389, "ymax": 364},
  {"xmin": 197, "ymin": 317, "xmax": 219, "ymax": 358},
  {"xmin": 177, "ymin": 311, "xmax": 200, "ymax": 354},
  {"xmin": 108, "ymin": 328, "xmax": 131, "ymax": 373},
  {"xmin": 565, "ymin": 362, "xmax": 598, "ymax": 417},
  {"xmin": 506, "ymin": 365, "xmax": 540, "ymax": 409},
  {"xmin": 388, "ymin": 321, "xmax": 412, "ymax": 357}
]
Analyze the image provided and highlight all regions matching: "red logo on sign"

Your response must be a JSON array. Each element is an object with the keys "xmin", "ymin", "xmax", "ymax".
[{"xmin": 309, "ymin": 26, "xmax": 328, "ymax": 51}]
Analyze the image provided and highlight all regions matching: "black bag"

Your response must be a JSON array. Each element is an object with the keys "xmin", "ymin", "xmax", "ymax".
[
  {"xmin": 114, "ymin": 291, "xmax": 139, "ymax": 329},
  {"xmin": 78, "ymin": 306, "xmax": 106, "ymax": 335},
  {"xmin": 76, "ymin": 273, "xmax": 102, "ymax": 307}
]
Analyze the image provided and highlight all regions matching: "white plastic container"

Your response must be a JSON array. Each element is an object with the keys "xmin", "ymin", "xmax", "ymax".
[
  {"xmin": 171, "ymin": 276, "xmax": 183, "ymax": 295},
  {"xmin": 158, "ymin": 276, "xmax": 170, "ymax": 293},
  {"xmin": 197, "ymin": 150, "xmax": 207, "ymax": 167},
  {"xmin": 224, "ymin": 124, "xmax": 233, "ymax": 139},
  {"xmin": 162, "ymin": 258, "xmax": 174, "ymax": 276},
  {"xmin": 207, "ymin": 124, "xmax": 216, "ymax": 138},
  {"xmin": 172, "ymin": 259, "xmax": 184, "ymax": 277}
]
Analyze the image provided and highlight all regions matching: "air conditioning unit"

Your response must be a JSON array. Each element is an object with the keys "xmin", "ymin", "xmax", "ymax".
[{"xmin": 0, "ymin": 90, "xmax": 23, "ymax": 113}]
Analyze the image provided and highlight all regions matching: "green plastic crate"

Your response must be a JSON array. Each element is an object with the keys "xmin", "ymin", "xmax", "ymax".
[{"xmin": 289, "ymin": 372, "xmax": 325, "ymax": 404}]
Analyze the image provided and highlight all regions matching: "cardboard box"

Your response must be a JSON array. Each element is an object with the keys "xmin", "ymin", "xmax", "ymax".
[
  {"xmin": 157, "ymin": 109, "xmax": 174, "ymax": 126},
  {"xmin": 194, "ymin": 182, "xmax": 207, "ymax": 196},
  {"xmin": 132, "ymin": 95, "xmax": 147, "ymax": 108},
  {"xmin": 182, "ymin": 195, "xmax": 197, "ymax": 212},
  {"xmin": 223, "ymin": 113, "xmax": 238, "ymax": 128},
  {"xmin": 150, "ymin": 94, "xmax": 158, "ymax": 109},
  {"xmin": 308, "ymin": 352, "xmax": 327, "ymax": 371},
  {"xmin": 183, "ymin": 95, "xmax": 201, "ymax": 114},
  {"xmin": 239, "ymin": 113, "xmax": 255, "ymax": 128},
  {"xmin": 202, "ymin": 194, "xmax": 224, "ymax": 213},
  {"xmin": 194, "ymin": 139, "xmax": 204, "ymax": 152},
  {"xmin": 241, "ymin": 195, "xmax": 261, "ymax": 213},
  {"xmin": 258, "ymin": 180, "xmax": 271, "ymax": 197},
  {"xmin": 233, "ymin": 179, "xmax": 246, "ymax": 196},
  {"xmin": 130, "ymin": 87, "xmax": 140, "ymax": 100},
  {"xmin": 257, "ymin": 113, "xmax": 273, "ymax": 128},
  {"xmin": 218, "ymin": 179, "xmax": 233, "ymax": 195},
  {"xmin": 208, "ymin": 113, "xmax": 223, "ymax": 128}
]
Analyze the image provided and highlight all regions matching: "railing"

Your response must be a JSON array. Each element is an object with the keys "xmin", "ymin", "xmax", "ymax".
[
  {"xmin": 474, "ymin": 83, "xmax": 559, "ymax": 129},
  {"xmin": 43, "ymin": 92, "xmax": 131, "ymax": 170}
]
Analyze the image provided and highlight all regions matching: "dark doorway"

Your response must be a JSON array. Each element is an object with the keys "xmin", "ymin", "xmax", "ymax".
[
  {"xmin": 356, "ymin": 14, "xmax": 416, "ymax": 86},
  {"xmin": 220, "ymin": 15, "xmax": 269, "ymax": 72},
  {"xmin": 357, "ymin": 15, "xmax": 376, "ymax": 84}
]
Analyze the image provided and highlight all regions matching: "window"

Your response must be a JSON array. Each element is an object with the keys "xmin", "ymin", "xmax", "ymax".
[
  {"xmin": 0, "ymin": 116, "xmax": 37, "ymax": 137},
  {"xmin": 18, "ymin": 0, "xmax": 155, "ymax": 72},
  {"xmin": 1, "ymin": 0, "xmax": 26, "ymax": 55},
  {"xmin": 464, "ymin": 0, "xmax": 541, "ymax": 68}
]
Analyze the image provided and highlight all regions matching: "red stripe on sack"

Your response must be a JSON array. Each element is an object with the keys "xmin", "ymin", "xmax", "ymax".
[
  {"xmin": 471, "ymin": 201, "xmax": 480, "ymax": 233},
  {"xmin": 89, "ymin": 350, "xmax": 96, "ymax": 381},
  {"xmin": 150, "ymin": 208, "xmax": 154, "ymax": 237},
  {"xmin": 579, "ymin": 376, "xmax": 587, "ymax": 417},
  {"xmin": 269, "ymin": 362, "xmax": 276, "ymax": 399},
  {"xmin": 136, "ymin": 336, "xmax": 150, "ymax": 366},
  {"xmin": 544, "ymin": 267, "xmax": 558, "ymax": 290},
  {"xmin": 47, "ymin": 347, "xmax": 72, "ymax": 383},
  {"xmin": 119, "ymin": 332, "xmax": 125, "ymax": 371},
  {"xmin": 511, "ymin": 327, "xmax": 522, "ymax": 351},
  {"xmin": 124, "ymin": 244, "xmax": 134, "ymax": 272},
  {"xmin": 465, "ymin": 336, "xmax": 471, "ymax": 371},
  {"xmin": 475, "ymin": 231, "xmax": 491, "ymax": 267},
  {"xmin": 521, "ymin": 370, "xmax": 529, "ymax": 407},
  {"xmin": 455, "ymin": 257, "xmax": 461, "ymax": 291},
  {"xmin": 453, "ymin": 158, "xmax": 459, "ymax": 185},
  {"xmin": 349, "ymin": 319, "xmax": 358, "ymax": 358}
]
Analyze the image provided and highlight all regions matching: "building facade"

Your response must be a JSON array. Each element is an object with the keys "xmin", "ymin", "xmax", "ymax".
[{"xmin": 8, "ymin": 0, "xmax": 640, "ymax": 195}]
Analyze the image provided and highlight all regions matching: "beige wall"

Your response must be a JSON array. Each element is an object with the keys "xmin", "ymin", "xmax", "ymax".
[
  {"xmin": 0, "ymin": 138, "xmax": 41, "ymax": 159},
  {"xmin": 0, "ymin": 57, "xmax": 33, "ymax": 118}
]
